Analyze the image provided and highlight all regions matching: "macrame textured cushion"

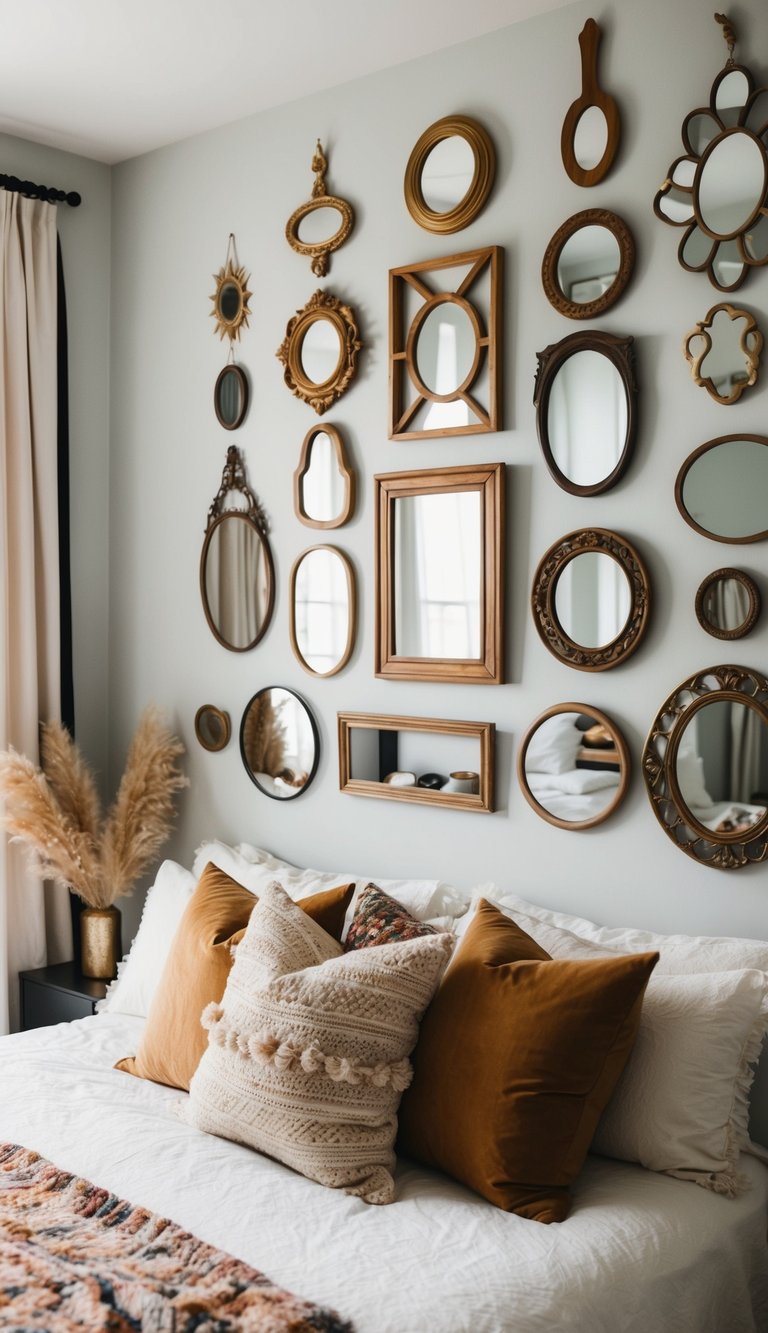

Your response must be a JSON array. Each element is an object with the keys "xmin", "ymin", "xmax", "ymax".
[
  {"xmin": 183, "ymin": 881, "xmax": 452, "ymax": 1204},
  {"xmin": 344, "ymin": 883, "xmax": 439, "ymax": 951}
]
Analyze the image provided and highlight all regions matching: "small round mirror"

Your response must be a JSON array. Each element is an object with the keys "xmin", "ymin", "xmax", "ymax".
[
  {"xmin": 240, "ymin": 686, "xmax": 319, "ymax": 800},
  {"xmin": 573, "ymin": 106, "xmax": 609, "ymax": 172},
  {"xmin": 695, "ymin": 568, "xmax": 761, "ymax": 639},
  {"xmin": 300, "ymin": 317, "xmax": 343, "ymax": 385},
  {"xmin": 518, "ymin": 704, "xmax": 630, "ymax": 830},
  {"xmin": 414, "ymin": 300, "xmax": 478, "ymax": 395},
  {"xmin": 697, "ymin": 133, "xmax": 766, "ymax": 238},
  {"xmin": 297, "ymin": 205, "xmax": 347, "ymax": 246},
  {"xmin": 195, "ymin": 705, "xmax": 231, "ymax": 752},
  {"xmin": 676, "ymin": 435, "xmax": 768, "ymax": 542},
  {"xmin": 554, "ymin": 550, "xmax": 632, "ymax": 648},
  {"xmin": 542, "ymin": 210, "xmax": 635, "ymax": 319},
  {"xmin": 290, "ymin": 545, "xmax": 356, "ymax": 677},
  {"xmin": 420, "ymin": 135, "xmax": 476, "ymax": 213},
  {"xmin": 214, "ymin": 364, "xmax": 249, "ymax": 430}
]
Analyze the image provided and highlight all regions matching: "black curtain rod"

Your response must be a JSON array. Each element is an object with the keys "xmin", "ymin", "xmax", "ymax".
[{"xmin": 0, "ymin": 174, "xmax": 81, "ymax": 207}]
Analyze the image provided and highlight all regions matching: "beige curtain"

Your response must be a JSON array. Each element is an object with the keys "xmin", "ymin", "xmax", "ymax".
[{"xmin": 0, "ymin": 191, "xmax": 71, "ymax": 1033}]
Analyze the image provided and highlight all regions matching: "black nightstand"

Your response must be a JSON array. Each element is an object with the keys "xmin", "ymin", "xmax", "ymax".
[{"xmin": 19, "ymin": 962, "xmax": 108, "ymax": 1031}]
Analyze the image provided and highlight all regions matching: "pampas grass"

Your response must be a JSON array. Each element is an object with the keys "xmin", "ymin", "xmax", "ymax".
[{"xmin": 0, "ymin": 707, "xmax": 188, "ymax": 908}]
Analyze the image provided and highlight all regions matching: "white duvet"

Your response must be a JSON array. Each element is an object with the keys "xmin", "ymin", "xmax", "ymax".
[{"xmin": 2, "ymin": 1014, "xmax": 768, "ymax": 1333}]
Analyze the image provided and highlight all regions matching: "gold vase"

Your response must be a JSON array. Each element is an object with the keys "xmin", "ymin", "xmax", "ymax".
[{"xmin": 80, "ymin": 906, "xmax": 122, "ymax": 980}]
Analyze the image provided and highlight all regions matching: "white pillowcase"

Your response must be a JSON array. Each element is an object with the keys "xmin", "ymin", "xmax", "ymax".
[
  {"xmin": 97, "ymin": 859, "xmax": 196, "ymax": 1017},
  {"xmin": 524, "ymin": 713, "xmax": 582, "ymax": 775}
]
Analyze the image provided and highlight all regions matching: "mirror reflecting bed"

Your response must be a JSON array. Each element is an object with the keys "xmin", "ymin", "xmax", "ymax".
[
  {"xmin": 240, "ymin": 686, "xmax": 319, "ymax": 800},
  {"xmin": 518, "ymin": 704, "xmax": 629, "ymax": 830},
  {"xmin": 294, "ymin": 424, "xmax": 354, "ymax": 529},
  {"xmin": 675, "ymin": 697, "xmax": 768, "ymax": 835}
]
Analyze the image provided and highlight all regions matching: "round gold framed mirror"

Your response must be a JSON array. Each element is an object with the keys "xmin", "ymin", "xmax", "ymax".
[
  {"xmin": 518, "ymin": 703, "xmax": 630, "ymax": 830},
  {"xmin": 289, "ymin": 545, "xmax": 357, "ymax": 677},
  {"xmin": 404, "ymin": 115, "xmax": 495, "ymax": 234},
  {"xmin": 695, "ymin": 568, "xmax": 761, "ymax": 640},
  {"xmin": 240, "ymin": 686, "xmax": 319, "ymax": 801},
  {"xmin": 200, "ymin": 446, "xmax": 274, "ymax": 652},
  {"xmin": 213, "ymin": 364, "xmax": 249, "ymax": 430},
  {"xmin": 276, "ymin": 289, "xmax": 362, "ymax": 415},
  {"xmin": 541, "ymin": 209, "xmax": 635, "ymax": 319},
  {"xmin": 194, "ymin": 705, "xmax": 231, "ymax": 752}
]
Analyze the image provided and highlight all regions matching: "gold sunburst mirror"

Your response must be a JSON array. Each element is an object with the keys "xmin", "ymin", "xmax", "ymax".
[{"xmin": 210, "ymin": 234, "xmax": 252, "ymax": 342}]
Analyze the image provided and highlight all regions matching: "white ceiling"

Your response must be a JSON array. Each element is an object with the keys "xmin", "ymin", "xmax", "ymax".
[{"xmin": 0, "ymin": 0, "xmax": 581, "ymax": 165}]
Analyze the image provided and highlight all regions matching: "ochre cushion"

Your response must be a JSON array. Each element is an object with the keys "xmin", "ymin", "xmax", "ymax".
[
  {"xmin": 397, "ymin": 899, "xmax": 658, "ymax": 1223},
  {"xmin": 115, "ymin": 863, "xmax": 354, "ymax": 1091}
]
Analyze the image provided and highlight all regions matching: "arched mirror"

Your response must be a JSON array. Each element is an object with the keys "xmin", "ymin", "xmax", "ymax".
[
  {"xmin": 531, "ymin": 528, "xmax": 650, "ymax": 671},
  {"xmin": 542, "ymin": 209, "xmax": 635, "ymax": 319},
  {"xmin": 675, "ymin": 435, "xmax": 768, "ymax": 542},
  {"xmin": 643, "ymin": 665, "xmax": 768, "ymax": 869},
  {"xmin": 561, "ymin": 19, "xmax": 620, "ymax": 187},
  {"xmin": 240, "ymin": 686, "xmax": 319, "ymax": 800},
  {"xmin": 276, "ymin": 289, "xmax": 362, "ymax": 415},
  {"xmin": 289, "ymin": 545, "xmax": 356, "ymax": 677},
  {"xmin": 194, "ymin": 705, "xmax": 231, "ymax": 752},
  {"xmin": 404, "ymin": 115, "xmax": 495, "ymax": 234},
  {"xmin": 210, "ymin": 235, "xmax": 252, "ymax": 342},
  {"xmin": 214, "ymin": 363, "xmax": 249, "ymax": 430},
  {"xmin": 683, "ymin": 304, "xmax": 762, "ymax": 403},
  {"xmin": 285, "ymin": 141, "xmax": 354, "ymax": 277},
  {"xmin": 200, "ymin": 447, "xmax": 274, "ymax": 652},
  {"xmin": 534, "ymin": 331, "xmax": 637, "ymax": 495},
  {"xmin": 518, "ymin": 703, "xmax": 630, "ymax": 830},
  {"xmin": 695, "ymin": 568, "xmax": 761, "ymax": 639},
  {"xmin": 293, "ymin": 424, "xmax": 354, "ymax": 529}
]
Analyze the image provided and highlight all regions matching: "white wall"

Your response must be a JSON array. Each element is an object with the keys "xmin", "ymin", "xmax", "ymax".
[{"xmin": 108, "ymin": 0, "xmax": 768, "ymax": 945}]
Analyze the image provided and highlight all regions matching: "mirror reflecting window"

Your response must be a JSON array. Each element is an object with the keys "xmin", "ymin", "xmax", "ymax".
[
  {"xmin": 695, "ymin": 568, "xmax": 761, "ymax": 640},
  {"xmin": 240, "ymin": 686, "xmax": 319, "ymax": 800},
  {"xmin": 420, "ymin": 135, "xmax": 476, "ymax": 213},
  {"xmin": 194, "ymin": 705, "xmax": 231, "ymax": 752},
  {"xmin": 683, "ymin": 303, "xmax": 762, "ymax": 404},
  {"xmin": 542, "ymin": 210, "xmax": 635, "ymax": 319},
  {"xmin": 290, "ymin": 545, "xmax": 356, "ymax": 677},
  {"xmin": 675, "ymin": 435, "xmax": 768, "ymax": 542},
  {"xmin": 200, "ymin": 447, "xmax": 274, "ymax": 652},
  {"xmin": 294, "ymin": 424, "xmax": 354, "ymax": 529},
  {"xmin": 415, "ymin": 300, "xmax": 478, "ymax": 394},
  {"xmin": 300, "ymin": 317, "xmax": 342, "ymax": 385},
  {"xmin": 214, "ymin": 363, "xmax": 249, "ymax": 430},
  {"xmin": 276, "ymin": 289, "xmax": 362, "ymax": 416},
  {"xmin": 404, "ymin": 115, "xmax": 495, "ymax": 234},
  {"xmin": 553, "ymin": 550, "xmax": 632, "ymax": 648},
  {"xmin": 339, "ymin": 711, "xmax": 494, "ymax": 811},
  {"xmin": 518, "ymin": 704, "xmax": 630, "ymax": 830}
]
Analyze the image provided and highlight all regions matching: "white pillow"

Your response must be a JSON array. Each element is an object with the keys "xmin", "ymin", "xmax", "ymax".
[
  {"xmin": 97, "ymin": 859, "xmax": 196, "ymax": 1017},
  {"xmin": 524, "ymin": 713, "xmax": 582, "ymax": 775}
]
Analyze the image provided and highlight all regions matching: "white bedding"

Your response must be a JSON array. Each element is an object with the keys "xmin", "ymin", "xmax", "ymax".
[
  {"xmin": 2, "ymin": 1014, "xmax": 768, "ymax": 1332},
  {"xmin": 528, "ymin": 770, "xmax": 620, "ymax": 823}
]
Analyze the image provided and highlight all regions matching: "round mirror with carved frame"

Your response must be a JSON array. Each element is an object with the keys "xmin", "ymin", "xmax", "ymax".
[
  {"xmin": 643, "ymin": 664, "xmax": 768, "ymax": 870},
  {"xmin": 518, "ymin": 703, "xmax": 630, "ymax": 830},
  {"xmin": 194, "ymin": 705, "xmax": 231, "ymax": 752},
  {"xmin": 695, "ymin": 568, "xmax": 761, "ymax": 640},
  {"xmin": 200, "ymin": 446, "xmax": 274, "ymax": 652},
  {"xmin": 541, "ymin": 209, "xmax": 635, "ymax": 319},
  {"xmin": 404, "ymin": 114, "xmax": 495, "ymax": 234},
  {"xmin": 285, "ymin": 141, "xmax": 354, "ymax": 278},
  {"xmin": 276, "ymin": 289, "xmax": 362, "ymax": 415},
  {"xmin": 683, "ymin": 303, "xmax": 762, "ymax": 404}
]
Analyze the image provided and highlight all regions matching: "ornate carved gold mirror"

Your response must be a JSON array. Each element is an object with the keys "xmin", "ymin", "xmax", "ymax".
[
  {"xmin": 276, "ymin": 289, "xmax": 362, "ymax": 415},
  {"xmin": 389, "ymin": 246, "xmax": 501, "ymax": 439},
  {"xmin": 531, "ymin": 528, "xmax": 651, "ymax": 671},
  {"xmin": 289, "ymin": 545, "xmax": 357, "ymax": 678},
  {"xmin": 518, "ymin": 704, "xmax": 630, "ymax": 830},
  {"xmin": 654, "ymin": 15, "xmax": 768, "ymax": 292},
  {"xmin": 541, "ymin": 210, "xmax": 635, "ymax": 319},
  {"xmin": 675, "ymin": 435, "xmax": 768, "ymax": 542},
  {"xmin": 561, "ymin": 19, "xmax": 621, "ymax": 187},
  {"xmin": 240, "ymin": 686, "xmax": 319, "ymax": 800},
  {"xmin": 404, "ymin": 115, "xmax": 496, "ymax": 234},
  {"xmin": 643, "ymin": 665, "xmax": 768, "ymax": 870},
  {"xmin": 695, "ymin": 568, "xmax": 761, "ymax": 640},
  {"xmin": 194, "ymin": 705, "xmax": 231, "ymax": 752},
  {"xmin": 213, "ymin": 361, "xmax": 249, "ymax": 429},
  {"xmin": 683, "ymin": 303, "xmax": 762, "ymax": 403},
  {"xmin": 293, "ymin": 424, "xmax": 354, "ymax": 529},
  {"xmin": 200, "ymin": 446, "xmax": 274, "ymax": 652},
  {"xmin": 210, "ymin": 234, "xmax": 252, "ymax": 342},
  {"xmin": 285, "ymin": 141, "xmax": 354, "ymax": 277}
]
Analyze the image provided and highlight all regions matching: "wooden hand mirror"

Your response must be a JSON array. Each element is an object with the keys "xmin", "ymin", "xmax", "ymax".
[{"xmin": 561, "ymin": 19, "xmax": 620, "ymax": 187}]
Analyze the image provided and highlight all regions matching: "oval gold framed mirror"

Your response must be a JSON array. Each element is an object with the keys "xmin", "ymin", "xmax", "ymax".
[
  {"xmin": 289, "ymin": 545, "xmax": 356, "ymax": 677},
  {"xmin": 695, "ymin": 568, "xmax": 761, "ymax": 640},
  {"xmin": 682, "ymin": 303, "xmax": 762, "ymax": 403},
  {"xmin": 531, "ymin": 528, "xmax": 650, "ymax": 671},
  {"xmin": 285, "ymin": 141, "xmax": 354, "ymax": 277},
  {"xmin": 276, "ymin": 289, "xmax": 362, "ymax": 415},
  {"xmin": 213, "ymin": 363, "xmax": 249, "ymax": 430},
  {"xmin": 518, "ymin": 703, "xmax": 630, "ymax": 830},
  {"xmin": 404, "ymin": 115, "xmax": 495, "ymax": 234},
  {"xmin": 194, "ymin": 705, "xmax": 231, "ymax": 752},
  {"xmin": 240, "ymin": 686, "xmax": 319, "ymax": 801},
  {"xmin": 293, "ymin": 424, "xmax": 354, "ymax": 529},
  {"xmin": 200, "ymin": 446, "xmax": 274, "ymax": 652},
  {"xmin": 541, "ymin": 209, "xmax": 635, "ymax": 319},
  {"xmin": 675, "ymin": 434, "xmax": 768, "ymax": 543},
  {"xmin": 643, "ymin": 664, "xmax": 768, "ymax": 870},
  {"xmin": 210, "ymin": 235, "xmax": 252, "ymax": 342}
]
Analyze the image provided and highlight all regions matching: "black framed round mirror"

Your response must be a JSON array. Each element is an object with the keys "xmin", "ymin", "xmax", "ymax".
[
  {"xmin": 695, "ymin": 568, "xmax": 761, "ymax": 639},
  {"xmin": 214, "ymin": 364, "xmax": 249, "ymax": 430},
  {"xmin": 541, "ymin": 209, "xmax": 635, "ymax": 320},
  {"xmin": 200, "ymin": 447, "xmax": 274, "ymax": 652},
  {"xmin": 518, "ymin": 703, "xmax": 630, "ymax": 830},
  {"xmin": 240, "ymin": 686, "xmax": 319, "ymax": 800}
]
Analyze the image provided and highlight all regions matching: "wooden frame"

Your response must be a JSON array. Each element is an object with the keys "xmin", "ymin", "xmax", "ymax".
[
  {"xmin": 531, "ymin": 528, "xmax": 651, "ymax": 672},
  {"xmin": 289, "ymin": 545, "xmax": 357, "ymax": 678},
  {"xmin": 533, "ymin": 330, "xmax": 637, "ymax": 496},
  {"xmin": 541, "ymin": 209, "xmax": 635, "ymax": 320},
  {"xmin": 276, "ymin": 289, "xmax": 362, "ymax": 416},
  {"xmin": 642, "ymin": 664, "xmax": 768, "ymax": 870},
  {"xmin": 293, "ymin": 424, "xmax": 355, "ymax": 529},
  {"xmin": 389, "ymin": 246, "xmax": 502, "ymax": 440},
  {"xmin": 375, "ymin": 462, "xmax": 504, "ymax": 684},
  {"xmin": 682, "ymin": 304, "xmax": 762, "ymax": 404},
  {"xmin": 194, "ymin": 705, "xmax": 231, "ymax": 752},
  {"xmin": 285, "ymin": 141, "xmax": 354, "ymax": 278},
  {"xmin": 675, "ymin": 435, "xmax": 768, "ymax": 543},
  {"xmin": 517, "ymin": 703, "xmax": 630, "ymax": 830},
  {"xmin": 338, "ymin": 712, "xmax": 495, "ymax": 813},
  {"xmin": 561, "ymin": 19, "xmax": 621, "ymax": 188},
  {"xmin": 199, "ymin": 446, "xmax": 274, "ymax": 652},
  {"xmin": 209, "ymin": 243, "xmax": 252, "ymax": 343},
  {"xmin": 403, "ymin": 115, "xmax": 496, "ymax": 234},
  {"xmin": 695, "ymin": 568, "xmax": 761, "ymax": 640},
  {"xmin": 213, "ymin": 363, "xmax": 249, "ymax": 430}
]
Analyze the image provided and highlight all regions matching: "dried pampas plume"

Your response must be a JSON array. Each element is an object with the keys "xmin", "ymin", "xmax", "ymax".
[{"xmin": 0, "ymin": 707, "xmax": 188, "ymax": 908}]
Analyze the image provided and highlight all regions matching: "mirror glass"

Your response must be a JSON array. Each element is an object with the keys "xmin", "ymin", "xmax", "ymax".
[
  {"xmin": 573, "ymin": 106, "xmax": 609, "ymax": 172},
  {"xmin": 214, "ymin": 365, "xmax": 248, "ymax": 430},
  {"xmin": 716, "ymin": 69, "xmax": 751, "ymax": 116},
  {"xmin": 240, "ymin": 687, "xmax": 318, "ymax": 800},
  {"xmin": 420, "ymin": 135, "xmax": 476, "ymax": 213},
  {"xmin": 675, "ymin": 698, "xmax": 768, "ymax": 831},
  {"xmin": 522, "ymin": 709, "xmax": 626, "ymax": 827},
  {"xmin": 557, "ymin": 225, "xmax": 620, "ymax": 304},
  {"xmin": 547, "ymin": 350, "xmax": 627, "ymax": 487},
  {"xmin": 195, "ymin": 705, "xmax": 230, "ymax": 752},
  {"xmin": 415, "ymin": 301, "xmax": 477, "ymax": 394},
  {"xmin": 394, "ymin": 491, "xmax": 482, "ymax": 658},
  {"xmin": 219, "ymin": 283, "xmax": 241, "ymax": 321},
  {"xmin": 300, "ymin": 318, "xmax": 342, "ymax": 384},
  {"xmin": 202, "ymin": 513, "xmax": 271, "ymax": 650},
  {"xmin": 302, "ymin": 431, "xmax": 346, "ymax": 523},
  {"xmin": 292, "ymin": 547, "xmax": 353, "ymax": 676},
  {"xmin": 678, "ymin": 437, "xmax": 768, "ymax": 541},
  {"xmin": 697, "ymin": 133, "xmax": 766, "ymax": 237},
  {"xmin": 700, "ymin": 574, "xmax": 753, "ymax": 634},
  {"xmin": 554, "ymin": 551, "xmax": 632, "ymax": 647},
  {"xmin": 296, "ymin": 205, "xmax": 345, "ymax": 245}
]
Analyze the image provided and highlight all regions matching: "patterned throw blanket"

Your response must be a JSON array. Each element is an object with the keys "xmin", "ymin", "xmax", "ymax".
[{"xmin": 0, "ymin": 1143, "xmax": 353, "ymax": 1331}]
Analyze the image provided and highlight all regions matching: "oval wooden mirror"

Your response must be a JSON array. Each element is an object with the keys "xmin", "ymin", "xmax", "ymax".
[
  {"xmin": 214, "ymin": 363, "xmax": 249, "ymax": 430},
  {"xmin": 675, "ymin": 435, "xmax": 768, "ymax": 543},
  {"xmin": 682, "ymin": 303, "xmax": 762, "ymax": 403},
  {"xmin": 531, "ymin": 528, "xmax": 650, "ymax": 671},
  {"xmin": 643, "ymin": 664, "xmax": 768, "ymax": 869},
  {"xmin": 695, "ymin": 568, "xmax": 761, "ymax": 639},
  {"xmin": 518, "ymin": 703, "xmax": 630, "ymax": 830},
  {"xmin": 276, "ymin": 289, "xmax": 362, "ymax": 415},
  {"xmin": 404, "ymin": 115, "xmax": 495, "ymax": 234},
  {"xmin": 293, "ymin": 424, "xmax": 354, "ymax": 529},
  {"xmin": 561, "ymin": 19, "xmax": 620, "ymax": 187},
  {"xmin": 210, "ymin": 235, "xmax": 251, "ymax": 342},
  {"xmin": 289, "ymin": 545, "xmax": 356, "ymax": 677},
  {"xmin": 534, "ymin": 330, "xmax": 637, "ymax": 495},
  {"xmin": 194, "ymin": 705, "xmax": 231, "ymax": 752},
  {"xmin": 200, "ymin": 447, "xmax": 274, "ymax": 652},
  {"xmin": 541, "ymin": 209, "xmax": 635, "ymax": 319},
  {"xmin": 240, "ymin": 686, "xmax": 319, "ymax": 800},
  {"xmin": 285, "ymin": 141, "xmax": 354, "ymax": 277}
]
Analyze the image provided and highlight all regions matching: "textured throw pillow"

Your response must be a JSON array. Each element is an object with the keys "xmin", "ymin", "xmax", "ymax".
[
  {"xmin": 115, "ymin": 864, "xmax": 354, "ymax": 1092},
  {"xmin": 98, "ymin": 859, "xmax": 197, "ymax": 1017},
  {"xmin": 183, "ymin": 880, "xmax": 452, "ymax": 1204},
  {"xmin": 397, "ymin": 900, "xmax": 658, "ymax": 1223},
  {"xmin": 344, "ymin": 883, "xmax": 439, "ymax": 951}
]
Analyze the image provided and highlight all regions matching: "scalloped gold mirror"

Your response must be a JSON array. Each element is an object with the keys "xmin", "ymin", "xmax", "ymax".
[
  {"xmin": 518, "ymin": 704, "xmax": 630, "ymax": 830},
  {"xmin": 683, "ymin": 303, "xmax": 762, "ymax": 403},
  {"xmin": 293, "ymin": 424, "xmax": 354, "ymax": 529},
  {"xmin": 404, "ymin": 115, "xmax": 495, "ymax": 234},
  {"xmin": 289, "ymin": 545, "xmax": 356, "ymax": 677},
  {"xmin": 210, "ymin": 235, "xmax": 251, "ymax": 342},
  {"xmin": 285, "ymin": 141, "xmax": 354, "ymax": 277},
  {"xmin": 276, "ymin": 289, "xmax": 362, "ymax": 415},
  {"xmin": 541, "ymin": 210, "xmax": 635, "ymax": 319},
  {"xmin": 200, "ymin": 446, "xmax": 274, "ymax": 652}
]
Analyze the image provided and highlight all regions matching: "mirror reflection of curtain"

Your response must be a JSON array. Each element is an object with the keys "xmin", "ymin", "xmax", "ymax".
[
  {"xmin": 303, "ymin": 435, "xmax": 339, "ymax": 522},
  {"xmin": 710, "ymin": 576, "xmax": 746, "ymax": 633},
  {"xmin": 395, "ymin": 492, "xmax": 481, "ymax": 659},
  {"xmin": 549, "ymin": 352, "xmax": 623, "ymax": 485},
  {"xmin": 207, "ymin": 517, "xmax": 260, "ymax": 647},
  {"xmin": 421, "ymin": 315, "xmax": 472, "ymax": 431},
  {"xmin": 296, "ymin": 552, "xmax": 347, "ymax": 673},
  {"xmin": 731, "ymin": 703, "xmax": 763, "ymax": 803}
]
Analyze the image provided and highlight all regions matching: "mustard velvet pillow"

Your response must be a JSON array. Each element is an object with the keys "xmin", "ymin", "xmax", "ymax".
[
  {"xmin": 115, "ymin": 863, "xmax": 354, "ymax": 1091},
  {"xmin": 397, "ymin": 899, "xmax": 658, "ymax": 1223}
]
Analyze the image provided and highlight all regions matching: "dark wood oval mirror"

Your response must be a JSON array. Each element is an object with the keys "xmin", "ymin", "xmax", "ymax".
[
  {"xmin": 289, "ymin": 545, "xmax": 356, "ymax": 677},
  {"xmin": 518, "ymin": 703, "xmax": 630, "ymax": 830},
  {"xmin": 214, "ymin": 363, "xmax": 249, "ymax": 430},
  {"xmin": 675, "ymin": 434, "xmax": 768, "ymax": 543},
  {"xmin": 240, "ymin": 686, "xmax": 319, "ymax": 800},
  {"xmin": 534, "ymin": 330, "xmax": 637, "ymax": 495},
  {"xmin": 695, "ymin": 568, "xmax": 761, "ymax": 639},
  {"xmin": 541, "ymin": 209, "xmax": 635, "ymax": 320},
  {"xmin": 194, "ymin": 705, "xmax": 231, "ymax": 752},
  {"xmin": 200, "ymin": 447, "xmax": 274, "ymax": 652},
  {"xmin": 404, "ymin": 115, "xmax": 495, "ymax": 234}
]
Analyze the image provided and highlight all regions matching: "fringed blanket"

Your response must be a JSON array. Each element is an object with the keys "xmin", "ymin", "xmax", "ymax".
[{"xmin": 0, "ymin": 1143, "xmax": 353, "ymax": 1331}]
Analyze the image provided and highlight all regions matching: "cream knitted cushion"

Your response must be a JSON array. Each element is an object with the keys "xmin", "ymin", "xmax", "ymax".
[{"xmin": 183, "ymin": 880, "xmax": 453, "ymax": 1204}]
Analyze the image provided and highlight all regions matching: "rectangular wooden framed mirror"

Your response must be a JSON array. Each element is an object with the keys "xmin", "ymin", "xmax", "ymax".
[
  {"xmin": 338, "ymin": 712, "xmax": 495, "ymax": 813},
  {"xmin": 374, "ymin": 462, "xmax": 505, "ymax": 683}
]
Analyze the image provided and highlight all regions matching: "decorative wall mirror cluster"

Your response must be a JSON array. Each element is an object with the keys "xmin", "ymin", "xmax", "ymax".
[
  {"xmin": 653, "ymin": 15, "xmax": 768, "ymax": 292},
  {"xmin": 289, "ymin": 545, "xmax": 356, "ymax": 677},
  {"xmin": 276, "ymin": 289, "xmax": 362, "ymax": 415},
  {"xmin": 194, "ymin": 705, "xmax": 231, "ymax": 752},
  {"xmin": 675, "ymin": 435, "xmax": 768, "ymax": 543},
  {"xmin": 531, "ymin": 528, "xmax": 650, "ymax": 671},
  {"xmin": 285, "ymin": 141, "xmax": 355, "ymax": 277},
  {"xmin": 241, "ymin": 686, "xmax": 319, "ymax": 801},
  {"xmin": 375, "ymin": 462, "xmax": 505, "ymax": 684},
  {"xmin": 541, "ymin": 209, "xmax": 635, "ymax": 319},
  {"xmin": 293, "ymin": 424, "xmax": 354, "ymax": 528},
  {"xmin": 561, "ymin": 19, "xmax": 621, "ymax": 188},
  {"xmin": 518, "ymin": 703, "xmax": 630, "ymax": 831},
  {"xmin": 695, "ymin": 568, "xmax": 761, "ymax": 640},
  {"xmin": 200, "ymin": 446, "xmax": 274, "ymax": 652},
  {"xmin": 338, "ymin": 711, "xmax": 495, "ymax": 812},
  {"xmin": 643, "ymin": 665, "xmax": 768, "ymax": 870},
  {"xmin": 210, "ymin": 234, "xmax": 252, "ymax": 342},
  {"xmin": 403, "ymin": 114, "xmax": 496, "ymax": 234},
  {"xmin": 389, "ymin": 246, "xmax": 501, "ymax": 440},
  {"xmin": 682, "ymin": 303, "xmax": 762, "ymax": 403},
  {"xmin": 534, "ymin": 330, "xmax": 637, "ymax": 495},
  {"xmin": 214, "ymin": 361, "xmax": 249, "ymax": 430}
]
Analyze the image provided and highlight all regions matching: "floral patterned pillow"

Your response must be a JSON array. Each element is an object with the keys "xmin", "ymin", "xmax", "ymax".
[{"xmin": 344, "ymin": 883, "xmax": 438, "ymax": 951}]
